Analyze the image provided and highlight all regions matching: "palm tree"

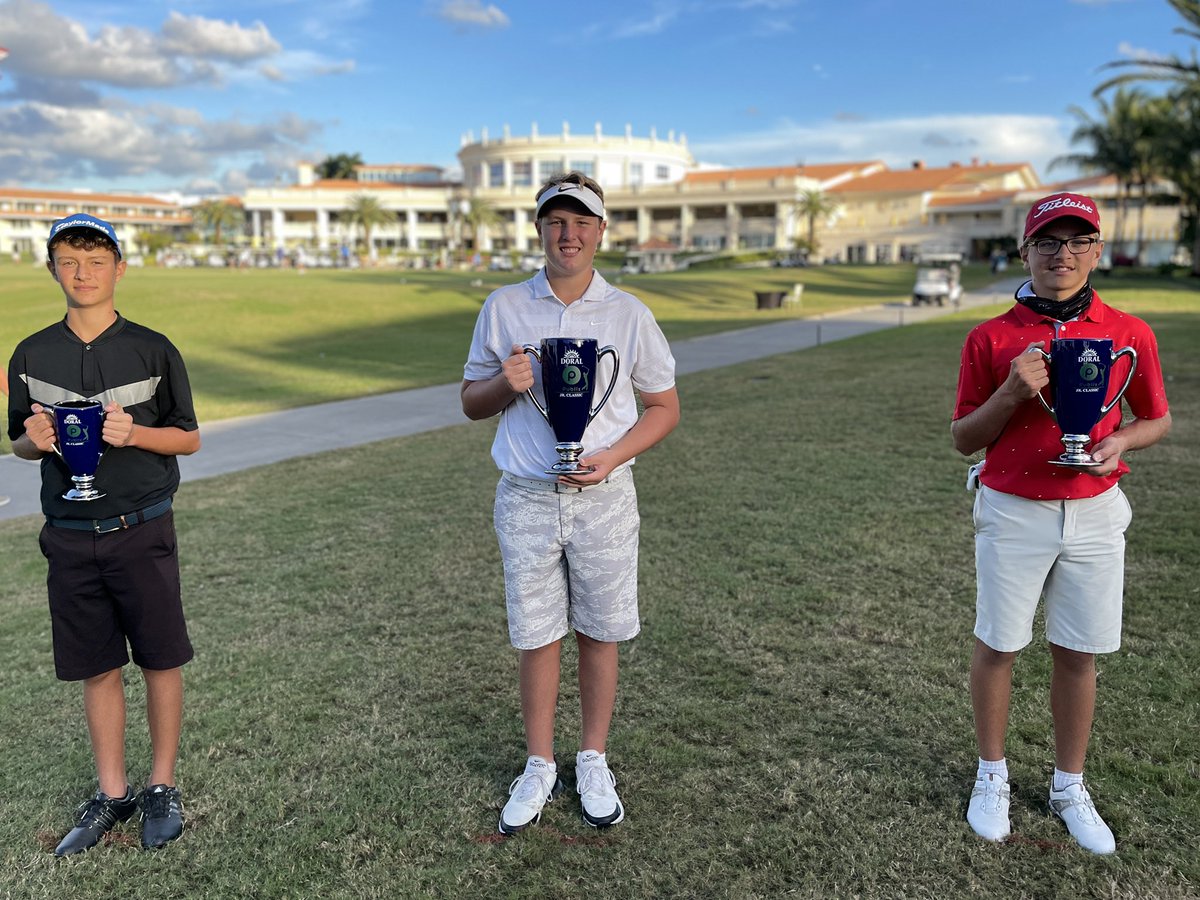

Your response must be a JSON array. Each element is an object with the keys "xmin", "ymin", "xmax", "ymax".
[
  {"xmin": 316, "ymin": 153, "xmax": 364, "ymax": 180},
  {"xmin": 795, "ymin": 189, "xmax": 838, "ymax": 259},
  {"xmin": 1129, "ymin": 94, "xmax": 1175, "ymax": 261},
  {"xmin": 1097, "ymin": 0, "xmax": 1200, "ymax": 92},
  {"xmin": 462, "ymin": 197, "xmax": 500, "ymax": 254},
  {"xmin": 1152, "ymin": 85, "xmax": 1200, "ymax": 274},
  {"xmin": 193, "ymin": 199, "xmax": 244, "ymax": 246},
  {"xmin": 343, "ymin": 194, "xmax": 393, "ymax": 261},
  {"xmin": 1050, "ymin": 89, "xmax": 1150, "ymax": 259}
]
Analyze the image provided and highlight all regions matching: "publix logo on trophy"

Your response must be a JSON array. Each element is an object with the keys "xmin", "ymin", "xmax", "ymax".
[
  {"xmin": 62, "ymin": 412, "xmax": 89, "ymax": 444},
  {"xmin": 557, "ymin": 347, "xmax": 590, "ymax": 395},
  {"xmin": 1077, "ymin": 346, "xmax": 1103, "ymax": 389}
]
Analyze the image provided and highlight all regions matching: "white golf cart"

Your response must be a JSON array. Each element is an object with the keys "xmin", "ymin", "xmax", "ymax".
[{"xmin": 911, "ymin": 266, "xmax": 963, "ymax": 307}]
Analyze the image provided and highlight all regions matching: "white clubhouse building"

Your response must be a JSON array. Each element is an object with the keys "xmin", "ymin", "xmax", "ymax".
[{"xmin": 0, "ymin": 122, "xmax": 1185, "ymax": 265}]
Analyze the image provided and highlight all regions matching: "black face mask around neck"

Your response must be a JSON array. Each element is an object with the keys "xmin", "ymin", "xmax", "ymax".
[{"xmin": 1014, "ymin": 280, "xmax": 1094, "ymax": 322}]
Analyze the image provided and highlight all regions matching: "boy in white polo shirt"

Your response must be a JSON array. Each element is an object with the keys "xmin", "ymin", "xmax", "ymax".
[
  {"xmin": 952, "ymin": 192, "xmax": 1171, "ymax": 854},
  {"xmin": 462, "ymin": 171, "xmax": 680, "ymax": 835}
]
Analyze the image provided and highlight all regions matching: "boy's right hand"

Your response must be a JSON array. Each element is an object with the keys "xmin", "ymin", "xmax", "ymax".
[
  {"xmin": 1003, "ymin": 342, "xmax": 1050, "ymax": 401},
  {"xmin": 501, "ymin": 344, "xmax": 534, "ymax": 394},
  {"xmin": 24, "ymin": 403, "xmax": 57, "ymax": 453}
]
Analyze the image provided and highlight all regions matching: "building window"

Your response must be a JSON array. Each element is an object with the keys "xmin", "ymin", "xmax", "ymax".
[
  {"xmin": 629, "ymin": 163, "xmax": 643, "ymax": 186},
  {"xmin": 569, "ymin": 160, "xmax": 594, "ymax": 177},
  {"xmin": 489, "ymin": 162, "xmax": 505, "ymax": 187},
  {"xmin": 656, "ymin": 165, "xmax": 669, "ymax": 180},
  {"xmin": 512, "ymin": 161, "xmax": 532, "ymax": 186},
  {"xmin": 537, "ymin": 160, "xmax": 563, "ymax": 182}
]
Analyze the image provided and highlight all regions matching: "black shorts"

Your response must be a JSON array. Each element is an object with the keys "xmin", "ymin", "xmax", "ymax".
[{"xmin": 39, "ymin": 511, "xmax": 194, "ymax": 681}]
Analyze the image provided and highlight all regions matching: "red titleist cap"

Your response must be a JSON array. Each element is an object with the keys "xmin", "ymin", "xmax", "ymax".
[{"xmin": 1023, "ymin": 192, "xmax": 1101, "ymax": 240}]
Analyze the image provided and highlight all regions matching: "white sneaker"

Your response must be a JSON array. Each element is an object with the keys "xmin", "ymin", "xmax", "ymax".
[
  {"xmin": 498, "ymin": 756, "xmax": 563, "ymax": 835},
  {"xmin": 576, "ymin": 750, "xmax": 624, "ymax": 827},
  {"xmin": 967, "ymin": 773, "xmax": 1011, "ymax": 842},
  {"xmin": 1049, "ymin": 782, "xmax": 1116, "ymax": 854}
]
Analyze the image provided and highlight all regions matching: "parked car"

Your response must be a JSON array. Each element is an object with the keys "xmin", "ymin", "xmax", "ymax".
[{"xmin": 912, "ymin": 267, "xmax": 962, "ymax": 306}]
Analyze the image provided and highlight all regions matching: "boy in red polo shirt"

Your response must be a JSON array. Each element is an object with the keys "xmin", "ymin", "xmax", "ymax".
[{"xmin": 952, "ymin": 193, "xmax": 1171, "ymax": 854}]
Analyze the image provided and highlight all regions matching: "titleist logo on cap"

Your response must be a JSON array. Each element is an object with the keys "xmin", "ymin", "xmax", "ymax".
[{"xmin": 1032, "ymin": 196, "xmax": 1094, "ymax": 220}]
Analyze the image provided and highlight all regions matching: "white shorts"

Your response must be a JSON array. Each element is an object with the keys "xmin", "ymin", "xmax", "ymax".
[
  {"xmin": 973, "ymin": 484, "xmax": 1132, "ymax": 654},
  {"xmin": 494, "ymin": 468, "xmax": 640, "ymax": 650}
]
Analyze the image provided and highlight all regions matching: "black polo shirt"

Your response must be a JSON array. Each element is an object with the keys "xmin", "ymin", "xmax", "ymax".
[{"xmin": 6, "ymin": 314, "xmax": 199, "ymax": 520}]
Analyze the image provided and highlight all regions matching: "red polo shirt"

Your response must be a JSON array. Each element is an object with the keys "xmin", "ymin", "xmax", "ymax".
[{"xmin": 953, "ymin": 292, "xmax": 1169, "ymax": 500}]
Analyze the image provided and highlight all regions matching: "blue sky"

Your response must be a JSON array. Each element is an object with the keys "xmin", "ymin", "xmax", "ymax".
[{"xmin": 0, "ymin": 0, "xmax": 1191, "ymax": 195}]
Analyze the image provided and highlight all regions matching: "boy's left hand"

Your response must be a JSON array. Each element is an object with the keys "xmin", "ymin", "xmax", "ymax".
[
  {"xmin": 558, "ymin": 450, "xmax": 618, "ymax": 487},
  {"xmin": 1072, "ymin": 434, "xmax": 1122, "ymax": 477},
  {"xmin": 102, "ymin": 403, "xmax": 136, "ymax": 447}
]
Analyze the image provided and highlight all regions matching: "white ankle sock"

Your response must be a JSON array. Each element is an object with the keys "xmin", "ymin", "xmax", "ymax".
[
  {"xmin": 1052, "ymin": 768, "xmax": 1082, "ymax": 792},
  {"xmin": 977, "ymin": 757, "xmax": 1008, "ymax": 782}
]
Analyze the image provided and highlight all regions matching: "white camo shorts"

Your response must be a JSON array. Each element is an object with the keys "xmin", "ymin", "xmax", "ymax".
[{"xmin": 494, "ymin": 468, "xmax": 640, "ymax": 650}]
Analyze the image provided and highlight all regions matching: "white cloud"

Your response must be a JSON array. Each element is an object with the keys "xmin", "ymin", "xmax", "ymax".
[
  {"xmin": 0, "ymin": 98, "xmax": 321, "ymax": 184},
  {"xmin": 690, "ymin": 113, "xmax": 1074, "ymax": 180},
  {"xmin": 0, "ymin": 0, "xmax": 280, "ymax": 88},
  {"xmin": 160, "ymin": 11, "xmax": 280, "ymax": 62},
  {"xmin": 1115, "ymin": 40, "xmax": 1170, "ymax": 63},
  {"xmin": 613, "ymin": 8, "xmax": 680, "ymax": 38},
  {"xmin": 0, "ymin": 0, "xmax": 337, "ymax": 188},
  {"xmin": 435, "ymin": 0, "xmax": 511, "ymax": 30}
]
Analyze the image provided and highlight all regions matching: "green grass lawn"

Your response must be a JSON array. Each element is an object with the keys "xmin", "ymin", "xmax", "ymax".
[
  {"xmin": 0, "ymin": 271, "xmax": 1195, "ymax": 898},
  {"xmin": 2, "ymin": 261, "xmax": 990, "ymax": 428}
]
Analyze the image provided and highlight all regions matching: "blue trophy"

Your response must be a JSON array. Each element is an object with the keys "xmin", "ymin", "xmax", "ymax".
[
  {"xmin": 1037, "ymin": 338, "xmax": 1137, "ymax": 467},
  {"xmin": 522, "ymin": 337, "xmax": 619, "ymax": 475},
  {"xmin": 51, "ymin": 399, "xmax": 107, "ymax": 500}
]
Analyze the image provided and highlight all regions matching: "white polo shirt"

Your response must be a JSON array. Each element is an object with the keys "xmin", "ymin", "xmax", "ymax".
[{"xmin": 464, "ymin": 268, "xmax": 676, "ymax": 479}]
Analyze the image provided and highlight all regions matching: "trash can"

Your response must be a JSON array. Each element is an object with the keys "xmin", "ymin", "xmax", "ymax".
[{"xmin": 755, "ymin": 290, "xmax": 786, "ymax": 309}]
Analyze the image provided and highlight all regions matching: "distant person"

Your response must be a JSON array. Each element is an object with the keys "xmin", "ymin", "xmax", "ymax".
[
  {"xmin": 952, "ymin": 193, "xmax": 1171, "ymax": 854},
  {"xmin": 6, "ymin": 214, "xmax": 201, "ymax": 856},
  {"xmin": 462, "ymin": 171, "xmax": 680, "ymax": 835}
]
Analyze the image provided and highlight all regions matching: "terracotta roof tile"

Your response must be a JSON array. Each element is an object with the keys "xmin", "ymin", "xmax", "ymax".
[
  {"xmin": 832, "ymin": 163, "xmax": 1030, "ymax": 194},
  {"xmin": 929, "ymin": 190, "xmax": 1020, "ymax": 208},
  {"xmin": 0, "ymin": 186, "xmax": 177, "ymax": 207},
  {"xmin": 683, "ymin": 161, "xmax": 884, "ymax": 185}
]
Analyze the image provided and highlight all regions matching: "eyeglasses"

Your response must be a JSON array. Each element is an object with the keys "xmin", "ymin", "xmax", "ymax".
[{"xmin": 1026, "ymin": 236, "xmax": 1100, "ymax": 256}]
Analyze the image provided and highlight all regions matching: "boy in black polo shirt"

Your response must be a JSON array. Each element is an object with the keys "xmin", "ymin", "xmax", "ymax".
[{"xmin": 6, "ymin": 214, "xmax": 200, "ymax": 856}]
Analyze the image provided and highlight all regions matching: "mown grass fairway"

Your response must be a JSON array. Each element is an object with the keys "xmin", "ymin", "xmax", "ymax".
[
  {"xmin": 2, "ymin": 261, "xmax": 991, "ymax": 426},
  {"xmin": 0, "ymin": 271, "xmax": 1195, "ymax": 898}
]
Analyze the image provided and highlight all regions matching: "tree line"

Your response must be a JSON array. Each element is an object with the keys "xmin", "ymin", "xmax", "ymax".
[{"xmin": 1058, "ymin": 0, "xmax": 1200, "ymax": 274}]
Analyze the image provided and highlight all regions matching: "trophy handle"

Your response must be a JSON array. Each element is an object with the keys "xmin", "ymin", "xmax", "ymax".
[
  {"xmin": 1099, "ymin": 346, "xmax": 1138, "ymax": 418},
  {"xmin": 588, "ymin": 345, "xmax": 620, "ymax": 425},
  {"xmin": 521, "ymin": 344, "xmax": 551, "ymax": 426},
  {"xmin": 1034, "ymin": 348, "xmax": 1056, "ymax": 420}
]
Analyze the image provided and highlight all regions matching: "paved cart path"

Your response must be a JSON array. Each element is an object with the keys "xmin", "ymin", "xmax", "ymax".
[{"xmin": 0, "ymin": 279, "xmax": 1021, "ymax": 521}]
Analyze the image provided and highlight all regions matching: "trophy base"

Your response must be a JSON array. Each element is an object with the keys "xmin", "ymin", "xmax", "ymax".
[
  {"xmin": 546, "ymin": 442, "xmax": 593, "ymax": 476},
  {"xmin": 62, "ymin": 488, "xmax": 107, "ymax": 501},
  {"xmin": 1049, "ymin": 435, "xmax": 1100, "ymax": 468},
  {"xmin": 545, "ymin": 463, "xmax": 597, "ymax": 476},
  {"xmin": 63, "ymin": 475, "xmax": 105, "ymax": 501}
]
